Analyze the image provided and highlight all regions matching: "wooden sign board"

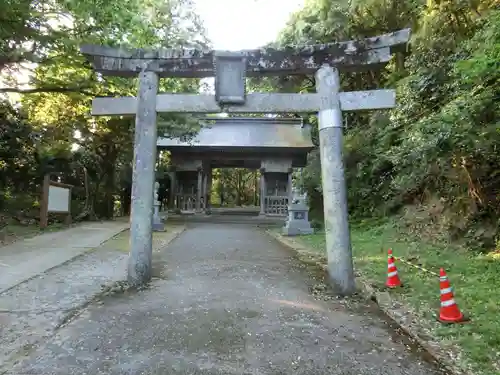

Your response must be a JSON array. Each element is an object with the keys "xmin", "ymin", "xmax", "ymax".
[
  {"xmin": 40, "ymin": 174, "xmax": 73, "ymax": 229},
  {"xmin": 261, "ymin": 159, "xmax": 293, "ymax": 173},
  {"xmin": 170, "ymin": 158, "xmax": 203, "ymax": 172}
]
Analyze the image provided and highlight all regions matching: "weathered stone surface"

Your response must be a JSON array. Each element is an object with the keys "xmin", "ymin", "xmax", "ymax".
[
  {"xmin": 316, "ymin": 65, "xmax": 356, "ymax": 296},
  {"xmin": 91, "ymin": 90, "xmax": 396, "ymax": 116},
  {"xmin": 283, "ymin": 201, "xmax": 314, "ymax": 236},
  {"xmin": 80, "ymin": 29, "xmax": 410, "ymax": 77},
  {"xmin": 213, "ymin": 51, "xmax": 247, "ymax": 105},
  {"xmin": 128, "ymin": 71, "xmax": 158, "ymax": 286}
]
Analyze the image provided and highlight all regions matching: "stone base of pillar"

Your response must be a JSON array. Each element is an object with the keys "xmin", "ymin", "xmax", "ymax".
[
  {"xmin": 152, "ymin": 221, "xmax": 166, "ymax": 232},
  {"xmin": 282, "ymin": 220, "xmax": 313, "ymax": 236}
]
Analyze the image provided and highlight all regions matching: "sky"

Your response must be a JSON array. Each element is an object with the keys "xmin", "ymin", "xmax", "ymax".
[
  {"xmin": 193, "ymin": 0, "xmax": 306, "ymax": 95},
  {"xmin": 2, "ymin": 0, "xmax": 307, "ymax": 150},
  {"xmin": 193, "ymin": 0, "xmax": 305, "ymax": 50}
]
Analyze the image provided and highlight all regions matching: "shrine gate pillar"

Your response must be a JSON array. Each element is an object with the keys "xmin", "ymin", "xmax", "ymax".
[
  {"xmin": 316, "ymin": 64, "xmax": 355, "ymax": 295},
  {"xmin": 169, "ymin": 169, "xmax": 176, "ymax": 210},
  {"xmin": 287, "ymin": 168, "xmax": 294, "ymax": 204},
  {"xmin": 259, "ymin": 168, "xmax": 266, "ymax": 215},
  {"xmin": 128, "ymin": 71, "xmax": 158, "ymax": 286},
  {"xmin": 196, "ymin": 167, "xmax": 203, "ymax": 213}
]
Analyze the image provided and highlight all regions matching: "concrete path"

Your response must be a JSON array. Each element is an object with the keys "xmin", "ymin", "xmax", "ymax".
[
  {"xmin": 6, "ymin": 223, "xmax": 443, "ymax": 375},
  {"xmin": 0, "ymin": 221, "xmax": 128, "ymax": 294}
]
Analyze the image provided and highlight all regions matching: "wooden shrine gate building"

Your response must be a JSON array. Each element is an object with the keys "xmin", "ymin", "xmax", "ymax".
[{"xmin": 157, "ymin": 117, "xmax": 313, "ymax": 216}]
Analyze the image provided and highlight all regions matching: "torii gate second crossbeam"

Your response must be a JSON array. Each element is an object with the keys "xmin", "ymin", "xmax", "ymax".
[{"xmin": 81, "ymin": 29, "xmax": 410, "ymax": 295}]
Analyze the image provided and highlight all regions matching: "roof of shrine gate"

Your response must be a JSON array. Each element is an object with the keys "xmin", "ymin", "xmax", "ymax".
[{"xmin": 156, "ymin": 117, "xmax": 314, "ymax": 153}]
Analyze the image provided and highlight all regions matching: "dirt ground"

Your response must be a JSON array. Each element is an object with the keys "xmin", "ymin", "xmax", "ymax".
[{"xmin": 5, "ymin": 223, "xmax": 445, "ymax": 375}]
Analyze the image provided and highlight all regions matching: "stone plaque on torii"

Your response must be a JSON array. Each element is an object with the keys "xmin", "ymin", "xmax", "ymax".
[{"xmin": 81, "ymin": 28, "xmax": 410, "ymax": 295}]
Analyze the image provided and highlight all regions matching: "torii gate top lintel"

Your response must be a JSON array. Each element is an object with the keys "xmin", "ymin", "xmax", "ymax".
[{"xmin": 80, "ymin": 28, "xmax": 410, "ymax": 79}]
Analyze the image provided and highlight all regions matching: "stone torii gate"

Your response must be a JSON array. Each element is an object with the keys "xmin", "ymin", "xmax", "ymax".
[{"xmin": 81, "ymin": 29, "xmax": 410, "ymax": 295}]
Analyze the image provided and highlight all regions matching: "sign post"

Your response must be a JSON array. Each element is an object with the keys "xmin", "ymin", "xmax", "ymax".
[{"xmin": 40, "ymin": 174, "xmax": 73, "ymax": 229}]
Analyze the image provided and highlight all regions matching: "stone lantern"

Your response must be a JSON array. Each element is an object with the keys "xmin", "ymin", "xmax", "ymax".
[
  {"xmin": 152, "ymin": 181, "xmax": 166, "ymax": 231},
  {"xmin": 282, "ymin": 188, "xmax": 313, "ymax": 236}
]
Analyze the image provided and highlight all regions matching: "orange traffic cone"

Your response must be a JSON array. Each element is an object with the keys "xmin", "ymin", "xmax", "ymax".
[
  {"xmin": 438, "ymin": 268, "xmax": 468, "ymax": 323},
  {"xmin": 385, "ymin": 249, "xmax": 402, "ymax": 288}
]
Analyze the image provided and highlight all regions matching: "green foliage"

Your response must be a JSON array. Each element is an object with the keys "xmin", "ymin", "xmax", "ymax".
[
  {"xmin": 211, "ymin": 169, "xmax": 259, "ymax": 207},
  {"xmin": 0, "ymin": 100, "xmax": 39, "ymax": 211},
  {"xmin": 278, "ymin": 0, "xmax": 499, "ymax": 250},
  {"xmin": 0, "ymin": 0, "xmax": 207, "ymax": 223}
]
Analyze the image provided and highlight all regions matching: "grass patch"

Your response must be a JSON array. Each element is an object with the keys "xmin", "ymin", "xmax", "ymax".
[{"xmin": 296, "ymin": 220, "xmax": 500, "ymax": 375}]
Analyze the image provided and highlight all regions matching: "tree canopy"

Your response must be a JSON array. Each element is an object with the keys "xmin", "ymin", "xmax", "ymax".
[
  {"xmin": 0, "ymin": 0, "xmax": 207, "ymax": 221},
  {"xmin": 276, "ymin": 0, "xmax": 499, "ymax": 249}
]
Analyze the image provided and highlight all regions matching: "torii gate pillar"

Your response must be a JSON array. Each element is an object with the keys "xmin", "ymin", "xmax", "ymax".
[
  {"xmin": 128, "ymin": 71, "xmax": 158, "ymax": 286},
  {"xmin": 316, "ymin": 65, "xmax": 355, "ymax": 295}
]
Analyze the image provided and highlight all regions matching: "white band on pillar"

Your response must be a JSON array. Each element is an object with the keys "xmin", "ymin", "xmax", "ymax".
[{"xmin": 318, "ymin": 108, "xmax": 343, "ymax": 130}]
